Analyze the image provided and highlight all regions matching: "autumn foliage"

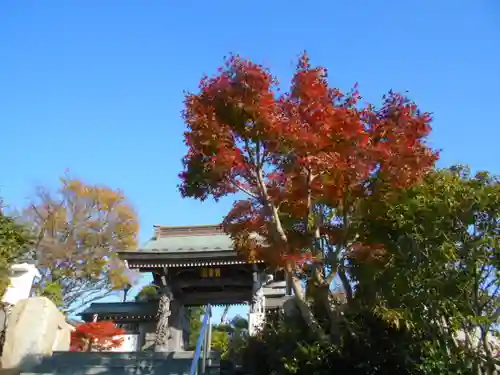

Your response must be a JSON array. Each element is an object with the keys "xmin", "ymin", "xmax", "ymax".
[
  {"xmin": 22, "ymin": 175, "xmax": 139, "ymax": 312},
  {"xmin": 179, "ymin": 52, "xmax": 438, "ymax": 334},
  {"xmin": 70, "ymin": 321, "xmax": 126, "ymax": 352}
]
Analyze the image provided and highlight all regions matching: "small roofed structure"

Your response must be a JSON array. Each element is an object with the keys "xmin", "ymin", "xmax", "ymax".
[
  {"xmin": 80, "ymin": 301, "xmax": 159, "ymax": 323},
  {"xmin": 82, "ymin": 224, "xmax": 290, "ymax": 352},
  {"xmin": 117, "ymin": 224, "xmax": 268, "ymax": 306}
]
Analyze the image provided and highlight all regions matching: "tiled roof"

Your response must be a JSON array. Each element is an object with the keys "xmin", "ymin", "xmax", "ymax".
[
  {"xmin": 79, "ymin": 301, "xmax": 159, "ymax": 317},
  {"xmin": 141, "ymin": 233, "xmax": 233, "ymax": 253},
  {"xmin": 66, "ymin": 318, "xmax": 83, "ymax": 326},
  {"xmin": 118, "ymin": 224, "xmax": 267, "ymax": 266}
]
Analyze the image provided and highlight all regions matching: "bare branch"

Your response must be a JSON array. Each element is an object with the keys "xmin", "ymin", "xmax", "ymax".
[{"xmin": 229, "ymin": 179, "xmax": 258, "ymax": 199}]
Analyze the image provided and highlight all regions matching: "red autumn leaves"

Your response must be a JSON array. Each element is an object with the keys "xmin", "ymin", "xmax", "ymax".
[
  {"xmin": 179, "ymin": 52, "xmax": 438, "ymax": 266},
  {"xmin": 70, "ymin": 321, "xmax": 125, "ymax": 352}
]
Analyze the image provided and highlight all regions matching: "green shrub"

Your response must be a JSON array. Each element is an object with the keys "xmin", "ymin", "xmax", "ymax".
[{"xmin": 236, "ymin": 308, "xmax": 459, "ymax": 375}]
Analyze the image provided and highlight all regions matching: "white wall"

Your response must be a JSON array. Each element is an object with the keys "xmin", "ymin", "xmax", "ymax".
[{"xmin": 109, "ymin": 334, "xmax": 140, "ymax": 352}]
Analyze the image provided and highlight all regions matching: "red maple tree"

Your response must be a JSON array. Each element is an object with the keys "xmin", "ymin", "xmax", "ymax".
[
  {"xmin": 179, "ymin": 53, "xmax": 438, "ymax": 334},
  {"xmin": 70, "ymin": 321, "xmax": 125, "ymax": 352}
]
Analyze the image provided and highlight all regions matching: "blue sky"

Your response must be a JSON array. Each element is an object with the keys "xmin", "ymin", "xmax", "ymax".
[{"xmin": 1, "ymin": 1, "xmax": 499, "ymax": 323}]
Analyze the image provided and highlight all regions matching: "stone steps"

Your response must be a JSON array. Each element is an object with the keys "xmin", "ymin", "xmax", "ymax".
[{"xmin": 19, "ymin": 351, "xmax": 221, "ymax": 375}]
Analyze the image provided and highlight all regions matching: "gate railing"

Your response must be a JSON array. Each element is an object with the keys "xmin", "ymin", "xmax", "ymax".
[{"xmin": 189, "ymin": 304, "xmax": 212, "ymax": 375}]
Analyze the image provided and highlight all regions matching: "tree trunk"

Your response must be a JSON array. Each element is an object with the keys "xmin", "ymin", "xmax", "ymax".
[
  {"xmin": 284, "ymin": 263, "xmax": 328, "ymax": 341},
  {"xmin": 220, "ymin": 305, "xmax": 230, "ymax": 325},
  {"xmin": 256, "ymin": 166, "xmax": 328, "ymax": 340}
]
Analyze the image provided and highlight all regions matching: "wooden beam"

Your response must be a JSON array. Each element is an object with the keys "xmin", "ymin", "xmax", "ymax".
[
  {"xmin": 174, "ymin": 277, "xmax": 252, "ymax": 289},
  {"xmin": 177, "ymin": 290, "xmax": 252, "ymax": 306}
]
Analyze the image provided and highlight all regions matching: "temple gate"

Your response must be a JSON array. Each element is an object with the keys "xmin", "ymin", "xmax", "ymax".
[{"xmin": 80, "ymin": 224, "xmax": 290, "ymax": 353}]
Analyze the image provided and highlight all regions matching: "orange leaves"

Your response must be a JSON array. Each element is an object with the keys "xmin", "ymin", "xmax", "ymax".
[
  {"xmin": 34, "ymin": 175, "xmax": 139, "ymax": 251},
  {"xmin": 60, "ymin": 177, "xmax": 138, "ymax": 239},
  {"xmin": 180, "ymin": 52, "xmax": 438, "ymax": 269},
  {"xmin": 70, "ymin": 321, "xmax": 126, "ymax": 352},
  {"xmin": 282, "ymin": 251, "xmax": 315, "ymax": 265},
  {"xmin": 348, "ymin": 243, "xmax": 388, "ymax": 263},
  {"xmin": 180, "ymin": 55, "xmax": 282, "ymax": 202},
  {"xmin": 363, "ymin": 91, "xmax": 439, "ymax": 188},
  {"xmin": 223, "ymin": 200, "xmax": 270, "ymax": 262},
  {"xmin": 24, "ymin": 174, "xmax": 140, "ymax": 312}
]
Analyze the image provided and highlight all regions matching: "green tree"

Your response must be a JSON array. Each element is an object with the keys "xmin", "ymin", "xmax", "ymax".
[
  {"xmin": 353, "ymin": 166, "xmax": 500, "ymax": 374},
  {"xmin": 222, "ymin": 315, "xmax": 249, "ymax": 362},
  {"xmin": 211, "ymin": 328, "xmax": 230, "ymax": 357},
  {"xmin": 134, "ymin": 284, "xmax": 159, "ymax": 302},
  {"xmin": 186, "ymin": 306, "xmax": 204, "ymax": 350},
  {"xmin": 239, "ymin": 308, "xmax": 429, "ymax": 375},
  {"xmin": 0, "ymin": 204, "xmax": 32, "ymax": 299},
  {"xmin": 22, "ymin": 175, "xmax": 139, "ymax": 313},
  {"xmin": 229, "ymin": 315, "xmax": 249, "ymax": 331},
  {"xmin": 185, "ymin": 306, "xmax": 249, "ymax": 360},
  {"xmin": 233, "ymin": 166, "xmax": 500, "ymax": 375},
  {"xmin": 210, "ymin": 315, "xmax": 249, "ymax": 360}
]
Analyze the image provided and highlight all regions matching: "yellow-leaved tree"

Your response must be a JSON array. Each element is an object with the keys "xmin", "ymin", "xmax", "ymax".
[{"xmin": 22, "ymin": 175, "xmax": 139, "ymax": 314}]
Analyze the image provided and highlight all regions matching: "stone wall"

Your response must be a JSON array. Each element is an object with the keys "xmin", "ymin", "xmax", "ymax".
[{"xmin": 0, "ymin": 297, "xmax": 74, "ymax": 371}]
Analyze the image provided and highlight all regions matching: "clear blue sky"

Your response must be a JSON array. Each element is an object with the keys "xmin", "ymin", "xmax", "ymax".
[{"xmin": 1, "ymin": 1, "xmax": 499, "ymax": 322}]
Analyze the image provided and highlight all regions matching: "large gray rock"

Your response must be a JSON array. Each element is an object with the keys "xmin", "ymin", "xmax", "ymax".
[{"xmin": 1, "ymin": 297, "xmax": 73, "ymax": 371}]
